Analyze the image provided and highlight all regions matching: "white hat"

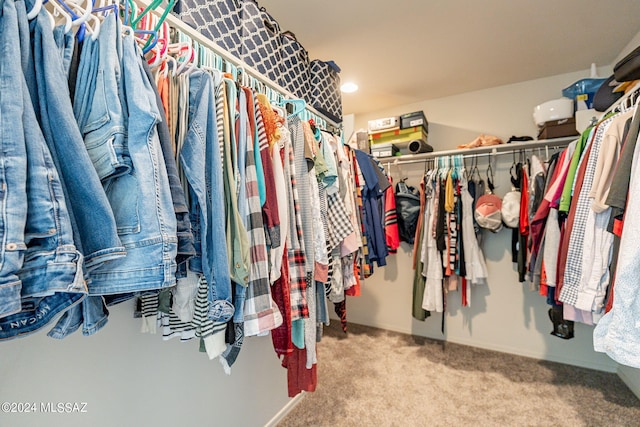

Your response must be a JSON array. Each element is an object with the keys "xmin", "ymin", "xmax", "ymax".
[
  {"xmin": 475, "ymin": 194, "xmax": 503, "ymax": 232},
  {"xmin": 502, "ymin": 191, "xmax": 521, "ymax": 228}
]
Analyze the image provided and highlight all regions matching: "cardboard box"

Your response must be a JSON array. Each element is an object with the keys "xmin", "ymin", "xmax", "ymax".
[
  {"xmin": 371, "ymin": 143, "xmax": 399, "ymax": 158},
  {"xmin": 400, "ymin": 111, "xmax": 428, "ymax": 132},
  {"xmin": 537, "ymin": 117, "xmax": 579, "ymax": 140},
  {"xmin": 369, "ymin": 127, "xmax": 428, "ymax": 146},
  {"xmin": 368, "ymin": 117, "xmax": 400, "ymax": 134}
]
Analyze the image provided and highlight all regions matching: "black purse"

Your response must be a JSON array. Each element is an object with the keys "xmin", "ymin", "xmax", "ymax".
[
  {"xmin": 395, "ymin": 181, "xmax": 421, "ymax": 244},
  {"xmin": 614, "ymin": 45, "xmax": 640, "ymax": 82}
]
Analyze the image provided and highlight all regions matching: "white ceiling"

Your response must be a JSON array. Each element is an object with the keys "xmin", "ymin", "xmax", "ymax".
[{"xmin": 259, "ymin": 0, "xmax": 640, "ymax": 116}]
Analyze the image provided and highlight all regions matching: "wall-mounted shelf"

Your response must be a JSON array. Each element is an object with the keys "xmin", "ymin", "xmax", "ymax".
[{"xmin": 376, "ymin": 136, "xmax": 577, "ymax": 165}]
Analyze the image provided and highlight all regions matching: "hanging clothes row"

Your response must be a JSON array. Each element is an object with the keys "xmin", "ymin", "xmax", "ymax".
[
  {"xmin": 522, "ymin": 83, "xmax": 640, "ymax": 353},
  {"xmin": 0, "ymin": 0, "xmax": 393, "ymax": 397},
  {"xmin": 410, "ymin": 155, "xmax": 489, "ymax": 322}
]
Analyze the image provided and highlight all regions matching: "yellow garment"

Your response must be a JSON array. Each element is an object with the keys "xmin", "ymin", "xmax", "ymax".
[{"xmin": 444, "ymin": 170, "xmax": 454, "ymax": 212}]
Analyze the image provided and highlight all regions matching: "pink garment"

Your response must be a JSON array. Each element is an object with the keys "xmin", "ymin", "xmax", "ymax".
[
  {"xmin": 563, "ymin": 303, "xmax": 594, "ymax": 325},
  {"xmin": 545, "ymin": 149, "xmax": 572, "ymax": 208}
]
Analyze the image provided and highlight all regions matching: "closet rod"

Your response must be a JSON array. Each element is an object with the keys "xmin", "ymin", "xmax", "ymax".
[
  {"xmin": 379, "ymin": 136, "xmax": 576, "ymax": 166},
  {"xmin": 136, "ymin": 0, "xmax": 341, "ymax": 129}
]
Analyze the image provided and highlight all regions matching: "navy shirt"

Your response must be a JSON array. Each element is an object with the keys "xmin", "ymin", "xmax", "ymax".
[{"xmin": 354, "ymin": 150, "xmax": 388, "ymax": 267}]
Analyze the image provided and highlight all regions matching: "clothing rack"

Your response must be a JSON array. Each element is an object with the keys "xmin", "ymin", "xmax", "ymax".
[
  {"xmin": 380, "ymin": 136, "xmax": 576, "ymax": 166},
  {"xmin": 136, "ymin": 0, "xmax": 342, "ymax": 134}
]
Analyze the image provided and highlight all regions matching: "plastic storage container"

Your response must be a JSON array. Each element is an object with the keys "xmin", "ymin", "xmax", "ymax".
[{"xmin": 562, "ymin": 78, "xmax": 607, "ymax": 110}]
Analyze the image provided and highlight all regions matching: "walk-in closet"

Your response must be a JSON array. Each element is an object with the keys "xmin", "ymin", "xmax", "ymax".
[{"xmin": 2, "ymin": 1, "xmax": 640, "ymax": 426}]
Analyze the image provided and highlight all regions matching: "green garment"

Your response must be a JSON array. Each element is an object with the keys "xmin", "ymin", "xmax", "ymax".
[
  {"xmin": 412, "ymin": 178, "xmax": 431, "ymax": 321},
  {"xmin": 222, "ymin": 80, "xmax": 250, "ymax": 285},
  {"xmin": 559, "ymin": 128, "xmax": 592, "ymax": 212}
]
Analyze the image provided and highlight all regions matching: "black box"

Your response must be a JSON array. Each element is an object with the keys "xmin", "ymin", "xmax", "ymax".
[
  {"xmin": 400, "ymin": 111, "xmax": 428, "ymax": 133},
  {"xmin": 371, "ymin": 143, "xmax": 399, "ymax": 158}
]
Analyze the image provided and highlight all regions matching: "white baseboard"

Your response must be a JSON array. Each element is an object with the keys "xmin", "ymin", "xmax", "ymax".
[
  {"xmin": 348, "ymin": 320, "xmax": 617, "ymax": 373},
  {"xmin": 448, "ymin": 336, "xmax": 617, "ymax": 373},
  {"xmin": 264, "ymin": 393, "xmax": 306, "ymax": 427}
]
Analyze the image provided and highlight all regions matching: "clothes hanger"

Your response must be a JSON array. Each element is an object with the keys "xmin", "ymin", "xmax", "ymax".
[
  {"xmin": 130, "ymin": 0, "xmax": 163, "ymax": 28},
  {"xmin": 91, "ymin": 0, "xmax": 117, "ymax": 18},
  {"xmin": 272, "ymin": 104, "xmax": 286, "ymax": 120},
  {"xmin": 139, "ymin": 0, "xmax": 176, "ymax": 51},
  {"xmin": 148, "ymin": 35, "xmax": 168, "ymax": 68},
  {"xmin": 46, "ymin": 0, "xmax": 74, "ymax": 33},
  {"xmin": 487, "ymin": 155, "xmax": 495, "ymax": 186},
  {"xmin": 27, "ymin": 0, "xmax": 43, "ymax": 19},
  {"xmin": 53, "ymin": 0, "xmax": 92, "ymax": 40},
  {"xmin": 280, "ymin": 99, "xmax": 306, "ymax": 120},
  {"xmin": 161, "ymin": 54, "xmax": 177, "ymax": 78}
]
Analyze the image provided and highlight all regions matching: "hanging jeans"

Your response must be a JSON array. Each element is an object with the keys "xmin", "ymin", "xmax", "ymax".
[
  {"xmin": 52, "ymin": 25, "xmax": 74, "ymax": 77},
  {"xmin": 0, "ymin": 0, "xmax": 85, "ymax": 340},
  {"xmin": 179, "ymin": 70, "xmax": 233, "ymax": 321},
  {"xmin": 24, "ymin": 6, "xmax": 126, "ymax": 338},
  {"xmin": 68, "ymin": 19, "xmax": 177, "ymax": 296},
  {"xmin": 87, "ymin": 33, "xmax": 178, "ymax": 295},
  {"xmin": 73, "ymin": 12, "xmax": 130, "ymax": 184},
  {"xmin": 140, "ymin": 60, "xmax": 194, "ymax": 278},
  {"xmin": 0, "ymin": 0, "xmax": 28, "ymax": 320},
  {"xmin": 53, "ymin": 15, "xmax": 128, "ymax": 337},
  {"xmin": 29, "ymin": 4, "xmax": 125, "ymax": 270}
]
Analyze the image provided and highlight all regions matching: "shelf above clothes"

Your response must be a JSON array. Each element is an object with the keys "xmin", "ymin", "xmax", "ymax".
[{"xmin": 376, "ymin": 136, "xmax": 577, "ymax": 165}]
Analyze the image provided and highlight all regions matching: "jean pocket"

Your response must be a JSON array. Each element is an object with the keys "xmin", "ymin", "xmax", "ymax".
[{"xmin": 104, "ymin": 172, "xmax": 140, "ymax": 235}]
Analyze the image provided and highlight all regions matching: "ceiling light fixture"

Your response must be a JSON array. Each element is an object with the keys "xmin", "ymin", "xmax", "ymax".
[{"xmin": 340, "ymin": 82, "xmax": 358, "ymax": 93}]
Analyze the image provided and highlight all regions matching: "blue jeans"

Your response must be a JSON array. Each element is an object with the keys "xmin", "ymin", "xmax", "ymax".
[
  {"xmin": 73, "ymin": 12, "xmax": 130, "ymax": 183},
  {"xmin": 87, "ymin": 32, "xmax": 177, "ymax": 294},
  {"xmin": 30, "ymin": 5, "xmax": 125, "ymax": 270},
  {"xmin": 22, "ymin": 5, "xmax": 126, "ymax": 338},
  {"xmin": 0, "ymin": 0, "xmax": 86, "ymax": 340},
  {"xmin": 52, "ymin": 25, "xmax": 74, "ymax": 77},
  {"xmin": 179, "ymin": 70, "xmax": 233, "ymax": 321},
  {"xmin": 140, "ymin": 60, "xmax": 194, "ymax": 279},
  {"xmin": 0, "ymin": 0, "xmax": 28, "ymax": 319}
]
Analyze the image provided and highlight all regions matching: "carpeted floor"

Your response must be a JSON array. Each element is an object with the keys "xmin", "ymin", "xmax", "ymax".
[{"xmin": 278, "ymin": 322, "xmax": 640, "ymax": 427}]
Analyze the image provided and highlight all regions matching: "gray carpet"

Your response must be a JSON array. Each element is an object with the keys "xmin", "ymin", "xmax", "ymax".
[{"xmin": 278, "ymin": 322, "xmax": 640, "ymax": 427}]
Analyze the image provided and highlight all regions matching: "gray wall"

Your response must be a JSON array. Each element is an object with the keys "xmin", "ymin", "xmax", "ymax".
[
  {"xmin": 0, "ymin": 301, "xmax": 290, "ymax": 427},
  {"xmin": 347, "ymin": 67, "xmax": 619, "ymax": 372}
]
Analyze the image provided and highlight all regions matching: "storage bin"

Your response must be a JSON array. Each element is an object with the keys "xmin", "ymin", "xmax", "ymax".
[
  {"xmin": 278, "ymin": 31, "xmax": 310, "ymax": 100},
  {"xmin": 173, "ymin": 0, "xmax": 243, "ymax": 58},
  {"xmin": 309, "ymin": 59, "xmax": 342, "ymax": 123},
  {"xmin": 400, "ymin": 111, "xmax": 428, "ymax": 133},
  {"xmin": 241, "ymin": 0, "xmax": 283, "ymax": 84}
]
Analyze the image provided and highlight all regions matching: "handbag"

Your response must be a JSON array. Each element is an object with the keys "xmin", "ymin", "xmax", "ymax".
[
  {"xmin": 309, "ymin": 59, "xmax": 342, "ymax": 123},
  {"xmin": 172, "ymin": 0, "xmax": 243, "ymax": 58},
  {"xmin": 395, "ymin": 181, "xmax": 421, "ymax": 244},
  {"xmin": 240, "ymin": 0, "xmax": 283, "ymax": 84},
  {"xmin": 279, "ymin": 31, "xmax": 311, "ymax": 101},
  {"xmin": 614, "ymin": 45, "xmax": 640, "ymax": 83}
]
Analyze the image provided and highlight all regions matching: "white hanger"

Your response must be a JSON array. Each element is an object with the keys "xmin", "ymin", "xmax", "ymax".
[
  {"xmin": 46, "ymin": 0, "xmax": 74, "ymax": 33},
  {"xmin": 26, "ymin": 0, "xmax": 43, "ymax": 19}
]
